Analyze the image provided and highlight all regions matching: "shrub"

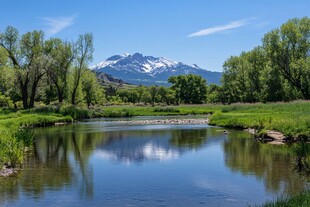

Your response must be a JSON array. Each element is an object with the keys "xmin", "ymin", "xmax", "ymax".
[
  {"xmin": 103, "ymin": 109, "xmax": 133, "ymax": 117},
  {"xmin": 60, "ymin": 106, "xmax": 92, "ymax": 120}
]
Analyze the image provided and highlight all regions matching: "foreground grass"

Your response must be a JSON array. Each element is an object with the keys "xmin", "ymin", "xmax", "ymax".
[
  {"xmin": 255, "ymin": 191, "xmax": 310, "ymax": 207},
  {"xmin": 0, "ymin": 108, "xmax": 73, "ymax": 169}
]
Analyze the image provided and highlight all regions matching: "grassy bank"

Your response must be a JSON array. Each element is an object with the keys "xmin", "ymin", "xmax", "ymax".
[
  {"xmin": 101, "ymin": 101, "xmax": 310, "ymax": 139},
  {"xmin": 0, "ymin": 108, "xmax": 74, "ymax": 171},
  {"xmin": 208, "ymin": 101, "xmax": 310, "ymax": 139},
  {"xmin": 98, "ymin": 105, "xmax": 213, "ymax": 117},
  {"xmin": 1, "ymin": 101, "xmax": 310, "ymax": 172},
  {"xmin": 1, "ymin": 101, "xmax": 309, "ymax": 140}
]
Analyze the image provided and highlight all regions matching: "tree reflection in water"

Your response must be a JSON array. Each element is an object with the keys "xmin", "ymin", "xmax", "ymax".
[
  {"xmin": 0, "ymin": 125, "xmax": 108, "ymax": 204},
  {"xmin": 223, "ymin": 131, "xmax": 306, "ymax": 194},
  {"xmin": 0, "ymin": 123, "xmax": 308, "ymax": 205}
]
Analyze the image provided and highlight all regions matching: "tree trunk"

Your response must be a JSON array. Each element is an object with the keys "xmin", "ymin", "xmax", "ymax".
[
  {"xmin": 71, "ymin": 87, "xmax": 77, "ymax": 105},
  {"xmin": 21, "ymin": 88, "xmax": 29, "ymax": 109},
  {"xmin": 56, "ymin": 85, "xmax": 64, "ymax": 103},
  {"xmin": 20, "ymin": 80, "xmax": 29, "ymax": 109},
  {"xmin": 29, "ymin": 79, "xmax": 40, "ymax": 108},
  {"xmin": 71, "ymin": 72, "xmax": 81, "ymax": 105}
]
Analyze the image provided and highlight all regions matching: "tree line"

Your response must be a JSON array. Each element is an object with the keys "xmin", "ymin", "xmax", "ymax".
[
  {"xmin": 105, "ymin": 74, "xmax": 207, "ymax": 106},
  {"xmin": 0, "ymin": 17, "xmax": 309, "ymax": 109},
  {"xmin": 208, "ymin": 17, "xmax": 310, "ymax": 103},
  {"xmin": 0, "ymin": 26, "xmax": 207, "ymax": 108},
  {"xmin": 0, "ymin": 26, "xmax": 103, "ymax": 108}
]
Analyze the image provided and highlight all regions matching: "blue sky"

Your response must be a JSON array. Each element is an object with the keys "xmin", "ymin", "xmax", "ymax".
[{"xmin": 1, "ymin": 0, "xmax": 309, "ymax": 72}]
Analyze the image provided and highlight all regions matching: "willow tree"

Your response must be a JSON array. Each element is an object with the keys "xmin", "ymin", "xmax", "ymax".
[
  {"xmin": 0, "ymin": 26, "xmax": 47, "ymax": 108},
  {"xmin": 45, "ymin": 38, "xmax": 74, "ymax": 103},
  {"xmin": 263, "ymin": 17, "xmax": 310, "ymax": 100}
]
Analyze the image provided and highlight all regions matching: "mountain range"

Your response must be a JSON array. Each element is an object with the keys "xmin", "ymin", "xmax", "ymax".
[{"xmin": 91, "ymin": 53, "xmax": 222, "ymax": 86}]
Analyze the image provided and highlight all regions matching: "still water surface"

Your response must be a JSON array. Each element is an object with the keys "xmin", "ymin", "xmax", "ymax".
[{"xmin": 0, "ymin": 117, "xmax": 307, "ymax": 206}]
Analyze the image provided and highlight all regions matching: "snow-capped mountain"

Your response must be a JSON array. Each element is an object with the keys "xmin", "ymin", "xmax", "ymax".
[{"xmin": 91, "ymin": 53, "xmax": 222, "ymax": 86}]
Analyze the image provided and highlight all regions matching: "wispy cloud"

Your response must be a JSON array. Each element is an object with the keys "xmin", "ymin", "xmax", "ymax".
[
  {"xmin": 39, "ymin": 15, "xmax": 76, "ymax": 36},
  {"xmin": 188, "ymin": 19, "xmax": 248, "ymax": 37}
]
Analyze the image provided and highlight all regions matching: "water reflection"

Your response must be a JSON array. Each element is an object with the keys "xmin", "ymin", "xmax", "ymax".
[
  {"xmin": 96, "ymin": 127, "xmax": 214, "ymax": 163},
  {"xmin": 224, "ymin": 132, "xmax": 306, "ymax": 194},
  {"xmin": 0, "ymin": 121, "xmax": 308, "ymax": 207}
]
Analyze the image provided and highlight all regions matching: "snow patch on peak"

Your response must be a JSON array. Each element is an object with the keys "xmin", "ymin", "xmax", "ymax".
[
  {"xmin": 159, "ymin": 57, "xmax": 178, "ymax": 67},
  {"xmin": 122, "ymin": 53, "xmax": 130, "ymax": 57},
  {"xmin": 192, "ymin": 64, "xmax": 200, "ymax": 69},
  {"xmin": 142, "ymin": 63, "xmax": 153, "ymax": 73}
]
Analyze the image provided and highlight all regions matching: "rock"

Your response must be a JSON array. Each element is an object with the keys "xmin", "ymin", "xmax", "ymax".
[
  {"xmin": 222, "ymin": 130, "xmax": 229, "ymax": 134},
  {"xmin": 116, "ymin": 118, "xmax": 209, "ymax": 125},
  {"xmin": 244, "ymin": 128, "xmax": 257, "ymax": 135},
  {"xmin": 0, "ymin": 167, "xmax": 18, "ymax": 177},
  {"xmin": 266, "ymin": 130, "xmax": 286, "ymax": 145},
  {"xmin": 253, "ymin": 130, "xmax": 286, "ymax": 145}
]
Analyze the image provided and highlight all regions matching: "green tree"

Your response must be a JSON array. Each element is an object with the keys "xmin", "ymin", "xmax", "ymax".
[
  {"xmin": 0, "ymin": 48, "xmax": 14, "ymax": 96},
  {"xmin": 45, "ymin": 38, "xmax": 74, "ymax": 103},
  {"xmin": 135, "ymin": 85, "xmax": 147, "ymax": 103},
  {"xmin": 0, "ymin": 26, "xmax": 47, "ymax": 108},
  {"xmin": 263, "ymin": 17, "xmax": 310, "ymax": 100},
  {"xmin": 149, "ymin": 85, "xmax": 158, "ymax": 106},
  {"xmin": 82, "ymin": 70, "xmax": 104, "ymax": 108},
  {"xmin": 206, "ymin": 84, "xmax": 226, "ymax": 103},
  {"xmin": 71, "ymin": 33, "xmax": 94, "ymax": 105},
  {"xmin": 168, "ymin": 74, "xmax": 207, "ymax": 104}
]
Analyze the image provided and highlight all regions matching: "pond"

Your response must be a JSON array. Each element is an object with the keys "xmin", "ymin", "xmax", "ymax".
[{"xmin": 0, "ymin": 116, "xmax": 307, "ymax": 206}]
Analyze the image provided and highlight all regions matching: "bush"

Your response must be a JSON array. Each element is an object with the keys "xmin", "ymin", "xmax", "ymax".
[
  {"xmin": 60, "ymin": 106, "xmax": 92, "ymax": 120},
  {"xmin": 28, "ymin": 105, "xmax": 60, "ymax": 114},
  {"xmin": 0, "ymin": 95, "xmax": 13, "ymax": 108},
  {"xmin": 103, "ymin": 109, "xmax": 133, "ymax": 117}
]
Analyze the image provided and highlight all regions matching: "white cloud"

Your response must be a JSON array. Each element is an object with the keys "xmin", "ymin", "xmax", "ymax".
[
  {"xmin": 188, "ymin": 19, "xmax": 248, "ymax": 37},
  {"xmin": 39, "ymin": 15, "xmax": 76, "ymax": 36}
]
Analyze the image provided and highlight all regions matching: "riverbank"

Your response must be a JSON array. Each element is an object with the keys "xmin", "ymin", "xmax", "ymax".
[
  {"xmin": 1, "ymin": 101, "xmax": 310, "ymax": 176},
  {"xmin": 102, "ymin": 101, "xmax": 310, "ymax": 140},
  {"xmin": 1, "ymin": 102, "xmax": 309, "ymax": 205},
  {"xmin": 0, "ymin": 109, "xmax": 74, "ymax": 177}
]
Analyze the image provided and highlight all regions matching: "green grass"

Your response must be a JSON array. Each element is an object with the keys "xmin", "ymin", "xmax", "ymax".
[
  {"xmin": 100, "ymin": 105, "xmax": 213, "ymax": 116},
  {"xmin": 0, "ymin": 107, "xmax": 73, "ymax": 170},
  {"xmin": 99, "ymin": 101, "xmax": 310, "ymax": 139},
  {"xmin": 255, "ymin": 191, "xmax": 310, "ymax": 207},
  {"xmin": 208, "ymin": 101, "xmax": 310, "ymax": 139}
]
